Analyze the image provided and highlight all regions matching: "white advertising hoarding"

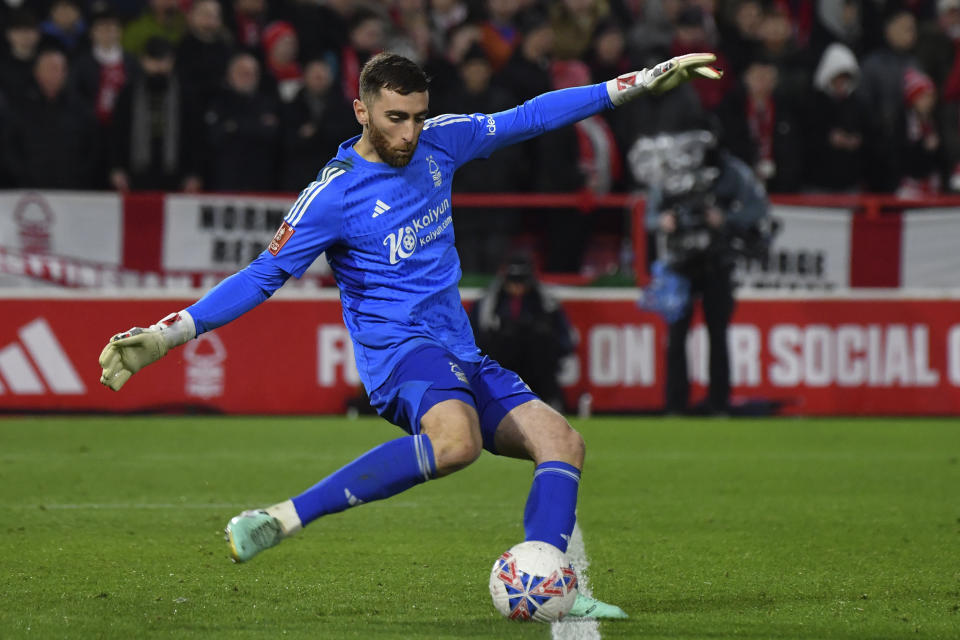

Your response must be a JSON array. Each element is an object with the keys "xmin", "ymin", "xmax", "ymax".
[
  {"xmin": 734, "ymin": 205, "xmax": 852, "ymax": 290},
  {"xmin": 162, "ymin": 194, "xmax": 330, "ymax": 276},
  {"xmin": 0, "ymin": 191, "xmax": 122, "ymax": 263},
  {"xmin": 901, "ymin": 208, "xmax": 960, "ymax": 288}
]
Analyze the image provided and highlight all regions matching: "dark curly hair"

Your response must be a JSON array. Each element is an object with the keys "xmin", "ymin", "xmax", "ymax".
[{"xmin": 358, "ymin": 53, "xmax": 429, "ymax": 104}]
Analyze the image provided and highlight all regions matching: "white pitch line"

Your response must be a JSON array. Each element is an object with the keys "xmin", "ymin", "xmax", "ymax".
[
  {"xmin": 552, "ymin": 521, "xmax": 601, "ymax": 640},
  {"xmin": 6, "ymin": 503, "xmax": 249, "ymax": 510},
  {"xmin": 5, "ymin": 501, "xmax": 427, "ymax": 510}
]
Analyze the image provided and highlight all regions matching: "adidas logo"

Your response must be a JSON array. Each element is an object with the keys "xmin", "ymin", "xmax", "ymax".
[
  {"xmin": 0, "ymin": 318, "xmax": 85, "ymax": 395},
  {"xmin": 371, "ymin": 199, "xmax": 391, "ymax": 218}
]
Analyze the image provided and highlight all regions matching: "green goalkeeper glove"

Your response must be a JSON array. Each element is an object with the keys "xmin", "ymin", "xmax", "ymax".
[
  {"xmin": 98, "ymin": 310, "xmax": 196, "ymax": 391},
  {"xmin": 606, "ymin": 53, "xmax": 723, "ymax": 106}
]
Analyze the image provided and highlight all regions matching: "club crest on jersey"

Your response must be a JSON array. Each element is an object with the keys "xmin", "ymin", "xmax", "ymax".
[
  {"xmin": 268, "ymin": 221, "xmax": 295, "ymax": 255},
  {"xmin": 384, "ymin": 226, "xmax": 417, "ymax": 264},
  {"xmin": 426, "ymin": 155, "xmax": 442, "ymax": 187}
]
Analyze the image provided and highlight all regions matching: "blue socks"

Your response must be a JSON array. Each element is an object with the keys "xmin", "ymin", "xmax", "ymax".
[
  {"xmin": 291, "ymin": 434, "xmax": 436, "ymax": 526},
  {"xmin": 288, "ymin": 435, "xmax": 580, "ymax": 556},
  {"xmin": 523, "ymin": 461, "xmax": 581, "ymax": 553}
]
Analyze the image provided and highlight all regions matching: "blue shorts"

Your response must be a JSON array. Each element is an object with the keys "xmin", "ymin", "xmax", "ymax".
[{"xmin": 367, "ymin": 343, "xmax": 538, "ymax": 454}]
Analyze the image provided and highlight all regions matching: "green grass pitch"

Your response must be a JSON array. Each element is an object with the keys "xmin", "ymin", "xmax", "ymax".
[{"xmin": 1, "ymin": 416, "xmax": 958, "ymax": 639}]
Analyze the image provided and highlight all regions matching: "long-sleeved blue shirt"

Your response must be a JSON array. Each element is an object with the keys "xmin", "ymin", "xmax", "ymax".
[{"xmin": 188, "ymin": 82, "xmax": 614, "ymax": 392}]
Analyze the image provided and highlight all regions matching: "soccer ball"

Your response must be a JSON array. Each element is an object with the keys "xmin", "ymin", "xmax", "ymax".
[{"xmin": 489, "ymin": 541, "xmax": 578, "ymax": 622}]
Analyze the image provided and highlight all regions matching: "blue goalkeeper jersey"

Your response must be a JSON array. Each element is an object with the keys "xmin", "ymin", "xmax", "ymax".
[{"xmin": 187, "ymin": 83, "xmax": 612, "ymax": 392}]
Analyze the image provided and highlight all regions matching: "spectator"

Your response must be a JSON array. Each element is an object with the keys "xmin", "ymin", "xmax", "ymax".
[
  {"xmin": 123, "ymin": 0, "xmax": 187, "ymax": 56},
  {"xmin": 175, "ymin": 0, "xmax": 233, "ymax": 114},
  {"xmin": 226, "ymin": 0, "xmax": 269, "ymax": 50},
  {"xmin": 470, "ymin": 252, "xmax": 576, "ymax": 412},
  {"xmin": 918, "ymin": 0, "xmax": 960, "ymax": 190},
  {"xmin": 897, "ymin": 68, "xmax": 946, "ymax": 197},
  {"xmin": 586, "ymin": 19, "xmax": 631, "ymax": 84},
  {"xmin": 0, "ymin": 9, "xmax": 41, "ymax": 101},
  {"xmin": 715, "ymin": 58, "xmax": 803, "ymax": 192},
  {"xmin": 625, "ymin": 0, "xmax": 680, "ymax": 67},
  {"xmin": 802, "ymin": 42, "xmax": 868, "ymax": 192},
  {"xmin": 428, "ymin": 0, "xmax": 470, "ymax": 54},
  {"xmin": 479, "ymin": 0, "xmax": 521, "ymax": 72},
  {"xmin": 262, "ymin": 21, "xmax": 302, "ymax": 102},
  {"xmin": 39, "ymin": 0, "xmax": 88, "ymax": 55},
  {"xmin": 4, "ymin": 49, "xmax": 99, "ymax": 189},
  {"xmin": 442, "ymin": 44, "xmax": 525, "ymax": 273},
  {"xmin": 914, "ymin": 0, "xmax": 960, "ymax": 87},
  {"xmin": 860, "ymin": 9, "xmax": 919, "ymax": 191},
  {"xmin": 279, "ymin": 0, "xmax": 351, "ymax": 62},
  {"xmin": 535, "ymin": 59, "xmax": 623, "ymax": 272},
  {"xmin": 385, "ymin": 13, "xmax": 433, "ymax": 66},
  {"xmin": 278, "ymin": 58, "xmax": 353, "ymax": 191},
  {"xmin": 110, "ymin": 36, "xmax": 202, "ymax": 192},
  {"xmin": 718, "ymin": 0, "xmax": 764, "ymax": 75},
  {"xmin": 203, "ymin": 52, "xmax": 280, "ymax": 191},
  {"xmin": 495, "ymin": 10, "xmax": 553, "ymax": 103},
  {"xmin": 423, "ymin": 22, "xmax": 481, "ymax": 109},
  {"xmin": 808, "ymin": 0, "xmax": 865, "ymax": 62},
  {"xmin": 340, "ymin": 8, "xmax": 387, "ymax": 102},
  {"xmin": 754, "ymin": 4, "xmax": 813, "ymax": 102},
  {"xmin": 671, "ymin": 5, "xmax": 731, "ymax": 109},
  {"xmin": 550, "ymin": 0, "xmax": 610, "ymax": 61},
  {"xmin": 72, "ymin": 2, "xmax": 137, "ymax": 188}
]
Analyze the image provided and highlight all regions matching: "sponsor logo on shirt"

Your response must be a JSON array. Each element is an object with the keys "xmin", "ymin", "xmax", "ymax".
[
  {"xmin": 382, "ymin": 198, "xmax": 453, "ymax": 264},
  {"xmin": 384, "ymin": 226, "xmax": 418, "ymax": 264},
  {"xmin": 268, "ymin": 221, "xmax": 295, "ymax": 255}
]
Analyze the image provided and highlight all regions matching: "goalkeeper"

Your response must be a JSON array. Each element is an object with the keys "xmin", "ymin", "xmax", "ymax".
[{"xmin": 99, "ymin": 52, "xmax": 721, "ymax": 619}]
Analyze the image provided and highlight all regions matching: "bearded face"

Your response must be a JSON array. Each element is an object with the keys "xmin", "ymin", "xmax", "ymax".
[
  {"xmin": 357, "ymin": 88, "xmax": 429, "ymax": 168},
  {"xmin": 367, "ymin": 116, "xmax": 417, "ymax": 167}
]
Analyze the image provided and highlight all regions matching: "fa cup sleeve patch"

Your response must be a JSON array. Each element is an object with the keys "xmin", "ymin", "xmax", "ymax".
[{"xmin": 268, "ymin": 221, "xmax": 295, "ymax": 256}]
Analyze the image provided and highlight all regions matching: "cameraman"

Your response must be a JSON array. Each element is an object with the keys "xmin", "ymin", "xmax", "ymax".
[{"xmin": 645, "ymin": 142, "xmax": 770, "ymax": 415}]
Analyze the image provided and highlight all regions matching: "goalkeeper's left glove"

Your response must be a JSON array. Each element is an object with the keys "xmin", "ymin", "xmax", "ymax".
[
  {"xmin": 98, "ymin": 310, "xmax": 196, "ymax": 391},
  {"xmin": 606, "ymin": 53, "xmax": 723, "ymax": 106}
]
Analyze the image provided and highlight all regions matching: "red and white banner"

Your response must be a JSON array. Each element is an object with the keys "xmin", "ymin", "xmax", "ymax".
[
  {"xmin": 1, "ymin": 190, "xmax": 958, "ymax": 290},
  {"xmin": 2, "ymin": 293, "xmax": 959, "ymax": 415}
]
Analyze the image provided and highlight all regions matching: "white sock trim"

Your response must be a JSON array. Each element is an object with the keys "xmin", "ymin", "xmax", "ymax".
[{"xmin": 265, "ymin": 499, "xmax": 302, "ymax": 536}]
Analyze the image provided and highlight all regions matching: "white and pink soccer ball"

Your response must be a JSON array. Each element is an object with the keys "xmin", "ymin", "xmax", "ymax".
[{"xmin": 489, "ymin": 541, "xmax": 578, "ymax": 622}]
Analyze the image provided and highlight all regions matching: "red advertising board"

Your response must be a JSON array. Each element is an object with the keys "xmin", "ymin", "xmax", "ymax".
[{"xmin": 1, "ymin": 293, "xmax": 959, "ymax": 415}]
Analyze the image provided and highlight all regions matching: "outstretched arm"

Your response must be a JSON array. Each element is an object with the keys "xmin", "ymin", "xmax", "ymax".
[
  {"xmin": 99, "ymin": 254, "xmax": 290, "ymax": 391},
  {"xmin": 444, "ymin": 53, "xmax": 722, "ymax": 166}
]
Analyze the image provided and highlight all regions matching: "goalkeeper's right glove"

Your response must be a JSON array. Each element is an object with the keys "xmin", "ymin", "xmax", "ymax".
[
  {"xmin": 98, "ymin": 310, "xmax": 196, "ymax": 391},
  {"xmin": 606, "ymin": 52, "xmax": 723, "ymax": 106}
]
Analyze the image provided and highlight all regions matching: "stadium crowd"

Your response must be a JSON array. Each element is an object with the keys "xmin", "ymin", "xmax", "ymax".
[{"xmin": 1, "ymin": 0, "xmax": 958, "ymax": 198}]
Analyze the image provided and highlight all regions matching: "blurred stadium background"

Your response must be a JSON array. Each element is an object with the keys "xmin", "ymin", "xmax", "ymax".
[
  {"xmin": 2, "ymin": 2, "xmax": 960, "ymax": 638},
  {"xmin": 2, "ymin": 0, "xmax": 960, "ymax": 415}
]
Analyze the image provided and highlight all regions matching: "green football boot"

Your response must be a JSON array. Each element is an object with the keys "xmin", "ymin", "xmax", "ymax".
[
  {"xmin": 566, "ymin": 593, "xmax": 629, "ymax": 619},
  {"xmin": 225, "ymin": 509, "xmax": 283, "ymax": 563}
]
